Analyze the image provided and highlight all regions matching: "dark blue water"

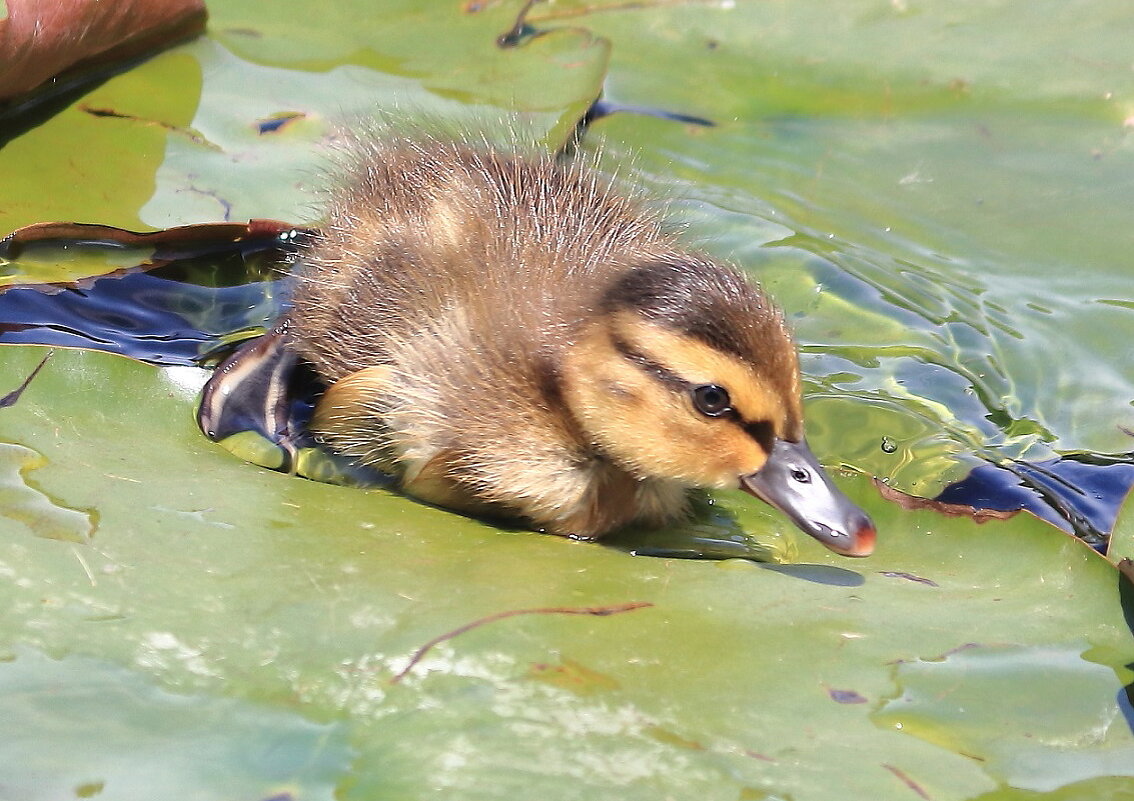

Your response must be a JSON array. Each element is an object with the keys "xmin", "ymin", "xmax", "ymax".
[
  {"xmin": 0, "ymin": 273, "xmax": 281, "ymax": 365},
  {"xmin": 0, "ymin": 223, "xmax": 298, "ymax": 365},
  {"xmin": 937, "ymin": 456, "xmax": 1134, "ymax": 551}
]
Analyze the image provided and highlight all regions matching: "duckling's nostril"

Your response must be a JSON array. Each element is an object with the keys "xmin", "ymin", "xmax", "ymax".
[
  {"xmin": 791, "ymin": 467, "xmax": 811, "ymax": 483},
  {"xmin": 811, "ymin": 522, "xmax": 840, "ymax": 538}
]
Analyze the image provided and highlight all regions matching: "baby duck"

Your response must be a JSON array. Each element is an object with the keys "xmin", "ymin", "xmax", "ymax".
[{"xmin": 276, "ymin": 129, "xmax": 875, "ymax": 556}]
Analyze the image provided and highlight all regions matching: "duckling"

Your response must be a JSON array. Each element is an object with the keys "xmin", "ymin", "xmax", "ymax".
[{"xmin": 277, "ymin": 129, "xmax": 875, "ymax": 556}]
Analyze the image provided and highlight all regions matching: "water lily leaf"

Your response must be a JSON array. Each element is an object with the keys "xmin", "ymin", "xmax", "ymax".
[
  {"xmin": 1108, "ymin": 486, "xmax": 1134, "ymax": 565},
  {"xmin": 970, "ymin": 776, "xmax": 1134, "ymax": 801},
  {"xmin": 0, "ymin": 349, "xmax": 50, "ymax": 407},
  {"xmin": 0, "ymin": 646, "xmax": 352, "ymax": 801},
  {"xmin": 0, "ymin": 345, "xmax": 1130, "ymax": 800},
  {"xmin": 0, "ymin": 439, "xmax": 95, "ymax": 543},
  {"xmin": 874, "ymin": 642, "xmax": 1134, "ymax": 792},
  {"xmin": 210, "ymin": 0, "xmax": 609, "ymax": 124},
  {"xmin": 134, "ymin": 0, "xmax": 611, "ymax": 228},
  {"xmin": 0, "ymin": 219, "xmax": 305, "ymax": 287},
  {"xmin": 0, "ymin": 47, "xmax": 203, "ymax": 231}
]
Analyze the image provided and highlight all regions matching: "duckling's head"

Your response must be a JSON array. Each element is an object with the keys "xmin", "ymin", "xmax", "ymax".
[{"xmin": 562, "ymin": 257, "xmax": 875, "ymax": 556}]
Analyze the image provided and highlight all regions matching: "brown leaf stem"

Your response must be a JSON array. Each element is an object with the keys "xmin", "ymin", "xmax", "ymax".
[
  {"xmin": 389, "ymin": 601, "xmax": 653, "ymax": 684},
  {"xmin": 882, "ymin": 764, "xmax": 933, "ymax": 800},
  {"xmin": 0, "ymin": 350, "xmax": 52, "ymax": 408}
]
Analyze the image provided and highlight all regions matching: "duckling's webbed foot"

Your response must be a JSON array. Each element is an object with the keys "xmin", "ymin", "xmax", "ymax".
[
  {"xmin": 199, "ymin": 325, "xmax": 303, "ymax": 461},
  {"xmin": 198, "ymin": 325, "xmax": 390, "ymax": 487}
]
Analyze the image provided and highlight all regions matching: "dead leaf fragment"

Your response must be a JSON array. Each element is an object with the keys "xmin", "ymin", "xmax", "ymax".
[
  {"xmin": 874, "ymin": 479, "xmax": 1018, "ymax": 523},
  {"xmin": 0, "ymin": 0, "xmax": 207, "ymax": 106}
]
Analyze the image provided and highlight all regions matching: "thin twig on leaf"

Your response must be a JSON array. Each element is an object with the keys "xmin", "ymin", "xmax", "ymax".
[{"xmin": 389, "ymin": 601, "xmax": 653, "ymax": 684}]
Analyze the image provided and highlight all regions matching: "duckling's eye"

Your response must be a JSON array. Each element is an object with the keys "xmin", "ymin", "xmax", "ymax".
[{"xmin": 691, "ymin": 384, "xmax": 732, "ymax": 417}]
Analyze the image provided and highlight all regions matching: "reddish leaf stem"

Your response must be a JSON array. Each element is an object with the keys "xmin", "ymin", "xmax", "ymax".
[
  {"xmin": 0, "ymin": 350, "xmax": 52, "ymax": 408},
  {"xmin": 389, "ymin": 601, "xmax": 653, "ymax": 684},
  {"xmin": 882, "ymin": 764, "xmax": 933, "ymax": 800}
]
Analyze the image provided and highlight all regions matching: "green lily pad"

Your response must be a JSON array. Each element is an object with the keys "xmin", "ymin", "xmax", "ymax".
[
  {"xmin": 1108, "ymin": 487, "xmax": 1134, "ymax": 565},
  {"xmin": 0, "ymin": 345, "xmax": 1131, "ymax": 799},
  {"xmin": 0, "ymin": 48, "xmax": 202, "ymax": 232},
  {"xmin": 0, "ymin": 646, "xmax": 352, "ymax": 800},
  {"xmin": 874, "ymin": 642, "xmax": 1134, "ymax": 792},
  {"xmin": 209, "ymin": 0, "xmax": 609, "ymax": 125},
  {"xmin": 0, "ymin": 238, "xmax": 145, "ymax": 287},
  {"xmin": 0, "ymin": 440, "xmax": 95, "ymax": 543}
]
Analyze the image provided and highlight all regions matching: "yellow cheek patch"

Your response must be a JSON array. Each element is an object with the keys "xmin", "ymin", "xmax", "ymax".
[
  {"xmin": 563, "ymin": 324, "xmax": 775, "ymax": 486},
  {"xmin": 610, "ymin": 312, "xmax": 801, "ymax": 438},
  {"xmin": 664, "ymin": 414, "xmax": 769, "ymax": 482}
]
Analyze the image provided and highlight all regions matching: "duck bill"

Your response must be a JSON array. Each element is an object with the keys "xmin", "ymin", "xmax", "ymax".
[{"xmin": 739, "ymin": 438, "xmax": 876, "ymax": 557}]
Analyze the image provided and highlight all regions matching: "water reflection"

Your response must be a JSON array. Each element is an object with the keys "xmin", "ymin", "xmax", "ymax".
[
  {"xmin": 0, "ymin": 273, "xmax": 281, "ymax": 366},
  {"xmin": 0, "ymin": 225, "xmax": 294, "ymax": 366}
]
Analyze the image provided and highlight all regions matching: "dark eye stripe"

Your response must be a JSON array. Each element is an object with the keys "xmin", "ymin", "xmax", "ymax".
[
  {"xmin": 743, "ymin": 419, "xmax": 775, "ymax": 453},
  {"xmin": 610, "ymin": 332, "xmax": 688, "ymax": 393},
  {"xmin": 609, "ymin": 332, "xmax": 774, "ymax": 451}
]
